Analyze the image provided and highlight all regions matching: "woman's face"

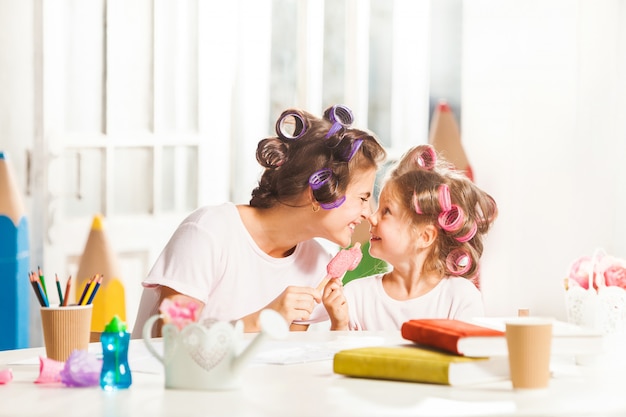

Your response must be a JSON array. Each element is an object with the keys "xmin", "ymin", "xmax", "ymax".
[{"xmin": 316, "ymin": 167, "xmax": 377, "ymax": 248}]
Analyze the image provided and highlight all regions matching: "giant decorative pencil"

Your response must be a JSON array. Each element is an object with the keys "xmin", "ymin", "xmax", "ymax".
[
  {"xmin": 0, "ymin": 152, "xmax": 30, "ymax": 350},
  {"xmin": 76, "ymin": 214, "xmax": 126, "ymax": 330}
]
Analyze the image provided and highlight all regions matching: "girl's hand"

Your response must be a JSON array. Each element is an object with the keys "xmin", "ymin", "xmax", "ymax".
[{"xmin": 322, "ymin": 278, "xmax": 349, "ymax": 330}]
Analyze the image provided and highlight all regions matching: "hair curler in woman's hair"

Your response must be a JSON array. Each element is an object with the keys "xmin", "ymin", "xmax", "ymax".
[
  {"xmin": 308, "ymin": 168, "xmax": 346, "ymax": 209},
  {"xmin": 275, "ymin": 110, "xmax": 308, "ymax": 140},
  {"xmin": 324, "ymin": 104, "xmax": 354, "ymax": 138}
]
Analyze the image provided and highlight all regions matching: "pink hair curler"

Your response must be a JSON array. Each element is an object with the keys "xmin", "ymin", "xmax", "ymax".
[
  {"xmin": 438, "ymin": 205, "xmax": 464, "ymax": 232},
  {"xmin": 446, "ymin": 248, "xmax": 472, "ymax": 276},
  {"xmin": 437, "ymin": 184, "xmax": 452, "ymax": 212},
  {"xmin": 415, "ymin": 146, "xmax": 436, "ymax": 170},
  {"xmin": 413, "ymin": 192, "xmax": 423, "ymax": 214},
  {"xmin": 455, "ymin": 221, "xmax": 477, "ymax": 243}
]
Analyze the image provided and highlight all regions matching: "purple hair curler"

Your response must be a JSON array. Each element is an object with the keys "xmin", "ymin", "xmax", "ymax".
[
  {"xmin": 446, "ymin": 248, "xmax": 472, "ymax": 276},
  {"xmin": 276, "ymin": 111, "xmax": 307, "ymax": 140},
  {"xmin": 343, "ymin": 138, "xmax": 363, "ymax": 162},
  {"xmin": 308, "ymin": 169, "xmax": 333, "ymax": 190},
  {"xmin": 320, "ymin": 196, "xmax": 346, "ymax": 210},
  {"xmin": 325, "ymin": 105, "xmax": 354, "ymax": 138}
]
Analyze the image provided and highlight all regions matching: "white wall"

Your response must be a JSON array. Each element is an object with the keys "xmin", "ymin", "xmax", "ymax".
[{"xmin": 464, "ymin": 0, "xmax": 626, "ymax": 319}]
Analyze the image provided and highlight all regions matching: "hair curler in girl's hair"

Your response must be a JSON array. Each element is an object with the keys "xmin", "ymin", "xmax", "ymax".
[
  {"xmin": 415, "ymin": 145, "xmax": 437, "ymax": 170},
  {"xmin": 438, "ymin": 205, "xmax": 465, "ymax": 233},
  {"xmin": 455, "ymin": 221, "xmax": 477, "ymax": 243},
  {"xmin": 446, "ymin": 248, "xmax": 472, "ymax": 276}
]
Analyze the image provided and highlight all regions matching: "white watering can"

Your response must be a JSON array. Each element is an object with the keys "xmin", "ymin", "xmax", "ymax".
[{"xmin": 143, "ymin": 309, "xmax": 288, "ymax": 390}]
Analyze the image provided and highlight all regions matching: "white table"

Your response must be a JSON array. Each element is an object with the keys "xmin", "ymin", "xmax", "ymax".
[{"xmin": 1, "ymin": 330, "xmax": 625, "ymax": 417}]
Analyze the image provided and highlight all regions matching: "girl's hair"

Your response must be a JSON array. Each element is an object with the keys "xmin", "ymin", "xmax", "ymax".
[
  {"xmin": 386, "ymin": 144, "xmax": 498, "ymax": 280},
  {"xmin": 250, "ymin": 106, "xmax": 387, "ymax": 209}
]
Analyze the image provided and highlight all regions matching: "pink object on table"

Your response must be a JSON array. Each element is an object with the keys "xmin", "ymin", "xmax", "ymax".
[
  {"xmin": 0, "ymin": 368, "xmax": 13, "ymax": 384},
  {"xmin": 35, "ymin": 356, "xmax": 64, "ymax": 384},
  {"xmin": 316, "ymin": 242, "xmax": 363, "ymax": 291}
]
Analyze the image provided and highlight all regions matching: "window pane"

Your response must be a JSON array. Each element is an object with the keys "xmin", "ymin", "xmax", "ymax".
[
  {"xmin": 112, "ymin": 147, "xmax": 153, "ymax": 215},
  {"xmin": 161, "ymin": 146, "xmax": 198, "ymax": 212},
  {"xmin": 63, "ymin": 148, "xmax": 104, "ymax": 217}
]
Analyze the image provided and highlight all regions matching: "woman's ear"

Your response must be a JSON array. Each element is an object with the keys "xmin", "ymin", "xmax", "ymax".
[{"xmin": 416, "ymin": 224, "xmax": 438, "ymax": 249}]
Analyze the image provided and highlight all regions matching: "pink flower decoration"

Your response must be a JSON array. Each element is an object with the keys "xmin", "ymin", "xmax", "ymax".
[
  {"xmin": 568, "ymin": 256, "xmax": 594, "ymax": 289},
  {"xmin": 603, "ymin": 263, "xmax": 626, "ymax": 289},
  {"xmin": 159, "ymin": 296, "xmax": 201, "ymax": 330}
]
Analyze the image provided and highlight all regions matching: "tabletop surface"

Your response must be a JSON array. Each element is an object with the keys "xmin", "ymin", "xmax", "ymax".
[{"xmin": 1, "ymin": 330, "xmax": 626, "ymax": 417}]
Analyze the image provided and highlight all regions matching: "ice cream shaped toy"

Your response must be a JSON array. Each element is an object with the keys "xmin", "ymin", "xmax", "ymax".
[{"xmin": 316, "ymin": 242, "xmax": 363, "ymax": 291}]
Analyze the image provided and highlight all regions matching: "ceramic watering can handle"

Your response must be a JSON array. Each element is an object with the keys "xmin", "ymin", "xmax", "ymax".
[{"xmin": 142, "ymin": 314, "xmax": 165, "ymax": 365}]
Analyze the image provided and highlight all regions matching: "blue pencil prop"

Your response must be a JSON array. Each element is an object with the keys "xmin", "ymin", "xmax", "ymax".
[
  {"xmin": 0, "ymin": 152, "xmax": 31, "ymax": 350},
  {"xmin": 86, "ymin": 275, "xmax": 102, "ymax": 305}
]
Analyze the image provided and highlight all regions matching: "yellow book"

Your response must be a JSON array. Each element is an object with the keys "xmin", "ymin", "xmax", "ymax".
[{"xmin": 333, "ymin": 346, "xmax": 509, "ymax": 386}]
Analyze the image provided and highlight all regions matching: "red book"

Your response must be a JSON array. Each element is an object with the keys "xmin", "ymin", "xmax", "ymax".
[{"xmin": 401, "ymin": 319, "xmax": 504, "ymax": 357}]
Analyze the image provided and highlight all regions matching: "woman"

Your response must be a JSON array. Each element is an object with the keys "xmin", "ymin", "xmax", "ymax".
[{"xmin": 132, "ymin": 105, "xmax": 386, "ymax": 336}]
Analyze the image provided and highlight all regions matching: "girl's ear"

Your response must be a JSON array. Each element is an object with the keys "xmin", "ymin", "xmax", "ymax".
[{"xmin": 416, "ymin": 224, "xmax": 438, "ymax": 249}]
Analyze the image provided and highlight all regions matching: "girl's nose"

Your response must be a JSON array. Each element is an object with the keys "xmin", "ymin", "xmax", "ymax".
[{"xmin": 367, "ymin": 211, "xmax": 378, "ymax": 226}]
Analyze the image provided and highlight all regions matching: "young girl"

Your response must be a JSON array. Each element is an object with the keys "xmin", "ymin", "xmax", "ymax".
[
  {"xmin": 132, "ymin": 105, "xmax": 386, "ymax": 336},
  {"xmin": 323, "ymin": 144, "xmax": 497, "ymax": 330}
]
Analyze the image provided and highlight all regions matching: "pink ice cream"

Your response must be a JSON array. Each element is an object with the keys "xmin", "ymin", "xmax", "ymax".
[{"xmin": 316, "ymin": 242, "xmax": 363, "ymax": 291}]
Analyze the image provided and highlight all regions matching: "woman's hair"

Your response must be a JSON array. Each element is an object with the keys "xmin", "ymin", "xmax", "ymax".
[
  {"xmin": 250, "ymin": 105, "xmax": 387, "ymax": 209},
  {"xmin": 385, "ymin": 144, "xmax": 498, "ymax": 280}
]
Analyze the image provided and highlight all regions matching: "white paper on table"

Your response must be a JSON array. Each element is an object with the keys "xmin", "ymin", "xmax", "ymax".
[{"xmin": 129, "ymin": 335, "xmax": 387, "ymax": 373}]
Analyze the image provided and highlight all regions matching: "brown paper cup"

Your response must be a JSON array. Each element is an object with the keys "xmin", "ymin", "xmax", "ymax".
[
  {"xmin": 505, "ymin": 318, "xmax": 552, "ymax": 389},
  {"xmin": 40, "ymin": 305, "xmax": 93, "ymax": 362}
]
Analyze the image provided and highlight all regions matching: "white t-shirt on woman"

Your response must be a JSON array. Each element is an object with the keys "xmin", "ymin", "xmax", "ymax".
[{"xmin": 132, "ymin": 202, "xmax": 332, "ymax": 337}]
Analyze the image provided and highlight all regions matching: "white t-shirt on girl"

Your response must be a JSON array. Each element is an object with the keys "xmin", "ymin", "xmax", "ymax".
[{"xmin": 343, "ymin": 273, "xmax": 484, "ymax": 331}]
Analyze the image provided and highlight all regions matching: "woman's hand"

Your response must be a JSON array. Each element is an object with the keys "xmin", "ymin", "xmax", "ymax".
[
  {"xmin": 322, "ymin": 278, "xmax": 349, "ymax": 330},
  {"xmin": 240, "ymin": 286, "xmax": 321, "ymax": 332}
]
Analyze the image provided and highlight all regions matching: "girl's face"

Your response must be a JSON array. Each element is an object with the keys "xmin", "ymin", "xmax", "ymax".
[
  {"xmin": 367, "ymin": 185, "xmax": 416, "ymax": 265},
  {"xmin": 317, "ymin": 167, "xmax": 377, "ymax": 248}
]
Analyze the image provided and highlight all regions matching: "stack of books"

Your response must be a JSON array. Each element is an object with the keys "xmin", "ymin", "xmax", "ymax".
[{"xmin": 333, "ymin": 318, "xmax": 605, "ymax": 386}]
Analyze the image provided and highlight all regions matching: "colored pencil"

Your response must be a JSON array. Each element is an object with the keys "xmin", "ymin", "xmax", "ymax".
[
  {"xmin": 62, "ymin": 275, "xmax": 72, "ymax": 306},
  {"xmin": 29, "ymin": 273, "xmax": 46, "ymax": 307},
  {"xmin": 38, "ymin": 266, "xmax": 48, "ymax": 298},
  {"xmin": 31, "ymin": 272, "xmax": 49, "ymax": 307},
  {"xmin": 77, "ymin": 274, "xmax": 95, "ymax": 306},
  {"xmin": 55, "ymin": 274, "xmax": 64, "ymax": 306},
  {"xmin": 86, "ymin": 275, "xmax": 103, "ymax": 305}
]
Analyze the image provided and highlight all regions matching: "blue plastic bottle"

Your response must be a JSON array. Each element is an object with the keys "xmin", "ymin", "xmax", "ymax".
[{"xmin": 100, "ymin": 315, "xmax": 132, "ymax": 390}]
